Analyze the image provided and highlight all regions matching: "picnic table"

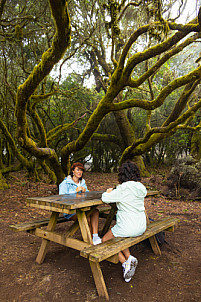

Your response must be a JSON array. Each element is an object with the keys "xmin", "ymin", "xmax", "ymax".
[
  {"xmin": 26, "ymin": 191, "xmax": 107, "ymax": 263},
  {"xmin": 10, "ymin": 190, "xmax": 179, "ymax": 300}
]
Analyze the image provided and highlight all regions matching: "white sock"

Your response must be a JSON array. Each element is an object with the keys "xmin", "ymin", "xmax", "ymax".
[
  {"xmin": 127, "ymin": 255, "xmax": 132, "ymax": 263},
  {"xmin": 128, "ymin": 255, "xmax": 136, "ymax": 262},
  {"xmin": 93, "ymin": 233, "xmax": 99, "ymax": 239},
  {"xmin": 122, "ymin": 260, "xmax": 127, "ymax": 268}
]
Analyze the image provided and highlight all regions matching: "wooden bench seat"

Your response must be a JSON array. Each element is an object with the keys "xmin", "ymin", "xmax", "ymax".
[
  {"xmin": 81, "ymin": 217, "xmax": 179, "ymax": 262},
  {"xmin": 9, "ymin": 216, "xmax": 68, "ymax": 232},
  {"xmin": 9, "ymin": 205, "xmax": 112, "ymax": 232},
  {"xmin": 80, "ymin": 216, "xmax": 179, "ymax": 300}
]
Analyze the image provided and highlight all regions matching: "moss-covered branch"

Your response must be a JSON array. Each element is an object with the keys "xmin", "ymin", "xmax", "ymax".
[
  {"xmin": 118, "ymin": 25, "xmax": 149, "ymax": 70},
  {"xmin": 110, "ymin": 65, "xmax": 201, "ymax": 111},
  {"xmin": 0, "ymin": 119, "xmax": 33, "ymax": 170},
  {"xmin": 47, "ymin": 113, "xmax": 87, "ymax": 144},
  {"xmin": 123, "ymin": 23, "xmax": 199, "ymax": 81},
  {"xmin": 28, "ymin": 102, "xmax": 48, "ymax": 148},
  {"xmin": 60, "ymin": 9, "xmax": 201, "ymax": 173},
  {"xmin": 0, "ymin": 0, "xmax": 6, "ymax": 20},
  {"xmin": 1, "ymin": 163, "xmax": 23, "ymax": 175},
  {"xmin": 120, "ymin": 98, "xmax": 201, "ymax": 164},
  {"xmin": 16, "ymin": 0, "xmax": 71, "ymax": 142},
  {"xmin": 30, "ymin": 91, "xmax": 57, "ymax": 106},
  {"xmin": 129, "ymin": 33, "xmax": 200, "ymax": 88},
  {"xmin": 92, "ymin": 133, "xmax": 122, "ymax": 146},
  {"xmin": 162, "ymin": 79, "xmax": 201, "ymax": 127},
  {"xmin": 15, "ymin": 0, "xmax": 71, "ymax": 183}
]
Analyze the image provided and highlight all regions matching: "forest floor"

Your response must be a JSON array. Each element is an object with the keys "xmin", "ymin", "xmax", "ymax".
[{"xmin": 0, "ymin": 169, "xmax": 200, "ymax": 302}]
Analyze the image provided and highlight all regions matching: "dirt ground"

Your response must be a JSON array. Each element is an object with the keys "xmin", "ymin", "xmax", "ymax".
[{"xmin": 0, "ymin": 170, "xmax": 200, "ymax": 302}]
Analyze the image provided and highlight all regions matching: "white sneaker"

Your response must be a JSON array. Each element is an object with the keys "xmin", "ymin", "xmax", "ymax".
[
  {"xmin": 124, "ymin": 257, "xmax": 138, "ymax": 279},
  {"xmin": 124, "ymin": 277, "xmax": 131, "ymax": 282},
  {"xmin": 93, "ymin": 236, "xmax": 102, "ymax": 245},
  {"xmin": 122, "ymin": 262, "xmax": 132, "ymax": 282}
]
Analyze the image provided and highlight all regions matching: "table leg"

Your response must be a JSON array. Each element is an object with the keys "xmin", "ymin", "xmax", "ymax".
[
  {"xmin": 145, "ymin": 210, "xmax": 161, "ymax": 256},
  {"xmin": 36, "ymin": 211, "xmax": 59, "ymax": 264},
  {"xmin": 149, "ymin": 235, "xmax": 161, "ymax": 256},
  {"xmin": 76, "ymin": 210, "xmax": 93, "ymax": 244},
  {"xmin": 64, "ymin": 208, "xmax": 95, "ymax": 238},
  {"xmin": 100, "ymin": 204, "xmax": 117, "ymax": 237},
  {"xmin": 89, "ymin": 261, "xmax": 109, "ymax": 300}
]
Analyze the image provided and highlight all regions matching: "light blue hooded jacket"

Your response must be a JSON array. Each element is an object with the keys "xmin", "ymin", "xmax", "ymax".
[
  {"xmin": 102, "ymin": 181, "xmax": 147, "ymax": 237},
  {"xmin": 59, "ymin": 175, "xmax": 89, "ymax": 195}
]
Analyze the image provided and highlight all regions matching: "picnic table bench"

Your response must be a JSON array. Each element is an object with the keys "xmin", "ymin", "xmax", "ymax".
[
  {"xmin": 9, "ymin": 190, "xmax": 179, "ymax": 300},
  {"xmin": 80, "ymin": 215, "xmax": 179, "ymax": 299},
  {"xmin": 9, "ymin": 205, "xmax": 111, "ymax": 232}
]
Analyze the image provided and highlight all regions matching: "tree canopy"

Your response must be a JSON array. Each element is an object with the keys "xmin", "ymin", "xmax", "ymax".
[{"xmin": 0, "ymin": 0, "xmax": 201, "ymax": 185}]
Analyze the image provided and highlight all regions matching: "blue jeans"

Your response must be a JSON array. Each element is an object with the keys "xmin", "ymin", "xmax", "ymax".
[{"xmin": 63, "ymin": 213, "xmax": 76, "ymax": 220}]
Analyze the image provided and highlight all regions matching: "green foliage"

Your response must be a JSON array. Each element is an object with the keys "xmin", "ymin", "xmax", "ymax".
[
  {"xmin": 145, "ymin": 131, "xmax": 191, "ymax": 166},
  {"xmin": 1, "ymin": 0, "xmax": 201, "ymax": 181}
]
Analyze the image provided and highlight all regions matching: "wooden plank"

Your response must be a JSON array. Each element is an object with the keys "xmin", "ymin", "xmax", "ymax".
[
  {"xmin": 30, "ymin": 228, "xmax": 90, "ymax": 251},
  {"xmin": 145, "ymin": 209, "xmax": 161, "ymax": 255},
  {"xmin": 148, "ymin": 235, "xmax": 161, "ymax": 256},
  {"xmin": 166, "ymin": 225, "xmax": 175, "ymax": 232},
  {"xmin": 63, "ymin": 208, "xmax": 96, "ymax": 238},
  {"xmin": 10, "ymin": 205, "xmax": 112, "ymax": 232},
  {"xmin": 36, "ymin": 211, "xmax": 59, "ymax": 264},
  {"xmin": 106, "ymin": 253, "xmax": 119, "ymax": 264},
  {"xmin": 80, "ymin": 207, "xmax": 91, "ymax": 211},
  {"xmin": 9, "ymin": 216, "xmax": 67, "ymax": 232},
  {"xmin": 98, "ymin": 205, "xmax": 111, "ymax": 212},
  {"xmin": 90, "ymin": 219, "xmax": 178, "ymax": 262},
  {"xmin": 26, "ymin": 202, "xmax": 74, "ymax": 214},
  {"xmin": 146, "ymin": 190, "xmax": 160, "ymax": 196},
  {"xmin": 81, "ymin": 218, "xmax": 179, "ymax": 262},
  {"xmin": 26, "ymin": 200, "xmax": 102, "ymax": 211},
  {"xmin": 26, "ymin": 190, "xmax": 159, "ymax": 213},
  {"xmin": 10, "ymin": 207, "xmax": 96, "ymax": 233},
  {"xmin": 89, "ymin": 261, "xmax": 109, "ymax": 300},
  {"xmin": 68, "ymin": 199, "xmax": 103, "ymax": 209},
  {"xmin": 63, "ymin": 219, "xmax": 80, "ymax": 238},
  {"xmin": 27, "ymin": 192, "xmax": 104, "ymax": 210},
  {"xmin": 81, "ymin": 237, "xmax": 123, "ymax": 259},
  {"xmin": 76, "ymin": 210, "xmax": 93, "ymax": 244}
]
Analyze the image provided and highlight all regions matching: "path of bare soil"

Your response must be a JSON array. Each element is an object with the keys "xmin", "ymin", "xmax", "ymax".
[{"xmin": 0, "ymin": 171, "xmax": 200, "ymax": 302}]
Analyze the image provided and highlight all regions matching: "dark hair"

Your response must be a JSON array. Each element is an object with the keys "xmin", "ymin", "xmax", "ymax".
[
  {"xmin": 70, "ymin": 162, "xmax": 85, "ymax": 179},
  {"xmin": 118, "ymin": 160, "xmax": 141, "ymax": 184}
]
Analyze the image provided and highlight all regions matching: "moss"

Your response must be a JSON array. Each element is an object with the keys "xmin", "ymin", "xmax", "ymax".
[
  {"xmin": 15, "ymin": 25, "xmax": 23, "ymax": 40},
  {"xmin": 190, "ymin": 132, "xmax": 201, "ymax": 160},
  {"xmin": 0, "ymin": 171, "xmax": 9, "ymax": 190},
  {"xmin": 15, "ymin": 0, "xmax": 72, "ymax": 183}
]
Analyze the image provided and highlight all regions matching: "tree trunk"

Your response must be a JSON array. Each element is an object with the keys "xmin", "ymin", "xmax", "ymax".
[
  {"xmin": 0, "ymin": 139, "xmax": 4, "ymax": 169},
  {"xmin": 190, "ymin": 132, "xmax": 201, "ymax": 160},
  {"xmin": 0, "ymin": 171, "xmax": 9, "ymax": 190},
  {"xmin": 113, "ymin": 110, "xmax": 149, "ymax": 176}
]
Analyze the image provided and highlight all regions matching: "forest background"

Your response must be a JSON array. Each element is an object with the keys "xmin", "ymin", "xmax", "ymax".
[{"xmin": 0, "ymin": 0, "xmax": 201, "ymax": 186}]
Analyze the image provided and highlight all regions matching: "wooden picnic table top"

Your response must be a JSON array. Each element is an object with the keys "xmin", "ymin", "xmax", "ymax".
[
  {"xmin": 27, "ymin": 191, "xmax": 104, "ymax": 210},
  {"xmin": 26, "ymin": 190, "xmax": 159, "ymax": 211}
]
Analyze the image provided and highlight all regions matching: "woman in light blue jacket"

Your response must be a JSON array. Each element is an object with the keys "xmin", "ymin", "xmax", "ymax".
[
  {"xmin": 59, "ymin": 162, "xmax": 101, "ymax": 245},
  {"xmin": 101, "ymin": 160, "xmax": 147, "ymax": 282}
]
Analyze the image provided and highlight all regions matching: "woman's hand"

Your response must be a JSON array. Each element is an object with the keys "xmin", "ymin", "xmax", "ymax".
[
  {"xmin": 106, "ymin": 188, "xmax": 113, "ymax": 193},
  {"xmin": 76, "ymin": 186, "xmax": 82, "ymax": 192},
  {"xmin": 76, "ymin": 186, "xmax": 86, "ymax": 193}
]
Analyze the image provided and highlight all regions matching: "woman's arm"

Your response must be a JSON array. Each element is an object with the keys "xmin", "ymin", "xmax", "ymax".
[
  {"xmin": 101, "ymin": 186, "xmax": 120, "ymax": 203},
  {"xmin": 59, "ymin": 179, "xmax": 77, "ymax": 194},
  {"xmin": 59, "ymin": 179, "xmax": 69, "ymax": 194}
]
